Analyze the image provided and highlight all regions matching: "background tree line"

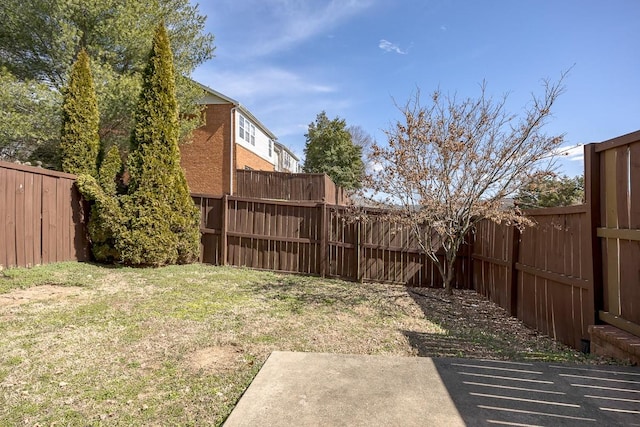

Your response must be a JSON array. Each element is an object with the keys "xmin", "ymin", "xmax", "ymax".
[{"xmin": 0, "ymin": 0, "xmax": 214, "ymax": 166}]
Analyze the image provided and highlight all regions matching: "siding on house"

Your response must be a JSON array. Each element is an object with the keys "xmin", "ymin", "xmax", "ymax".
[
  {"xmin": 234, "ymin": 110, "xmax": 275, "ymax": 165},
  {"xmin": 274, "ymin": 141, "xmax": 300, "ymax": 173}
]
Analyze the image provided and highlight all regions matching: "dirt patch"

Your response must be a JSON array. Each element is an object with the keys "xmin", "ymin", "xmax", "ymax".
[
  {"xmin": 186, "ymin": 345, "xmax": 247, "ymax": 374},
  {"xmin": 0, "ymin": 285, "xmax": 86, "ymax": 308}
]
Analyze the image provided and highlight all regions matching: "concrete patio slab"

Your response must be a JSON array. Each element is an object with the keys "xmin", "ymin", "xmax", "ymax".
[
  {"xmin": 223, "ymin": 352, "xmax": 640, "ymax": 426},
  {"xmin": 223, "ymin": 351, "xmax": 465, "ymax": 426}
]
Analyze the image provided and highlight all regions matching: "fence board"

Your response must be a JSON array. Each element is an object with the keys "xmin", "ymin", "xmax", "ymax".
[
  {"xmin": 0, "ymin": 168, "xmax": 6, "ymax": 266},
  {"xmin": 5, "ymin": 168, "xmax": 17, "ymax": 267},
  {"xmin": 22, "ymin": 172, "xmax": 35, "ymax": 267},
  {"xmin": 14, "ymin": 171, "xmax": 26, "ymax": 266},
  {"xmin": 631, "ymin": 143, "xmax": 640, "ymax": 228}
]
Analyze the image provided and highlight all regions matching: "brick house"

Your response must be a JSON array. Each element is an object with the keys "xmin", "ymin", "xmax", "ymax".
[{"xmin": 180, "ymin": 82, "xmax": 299, "ymax": 195}]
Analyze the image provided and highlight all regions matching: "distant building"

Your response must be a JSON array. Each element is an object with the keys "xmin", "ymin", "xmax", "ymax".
[
  {"xmin": 273, "ymin": 141, "xmax": 301, "ymax": 173},
  {"xmin": 180, "ymin": 82, "xmax": 299, "ymax": 195}
]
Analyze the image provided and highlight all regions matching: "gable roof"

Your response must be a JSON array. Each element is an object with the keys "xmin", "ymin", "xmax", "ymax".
[
  {"xmin": 193, "ymin": 81, "xmax": 277, "ymax": 140},
  {"xmin": 274, "ymin": 141, "xmax": 299, "ymax": 161}
]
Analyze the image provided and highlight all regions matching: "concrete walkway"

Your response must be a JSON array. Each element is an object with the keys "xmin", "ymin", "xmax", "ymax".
[{"xmin": 223, "ymin": 352, "xmax": 640, "ymax": 426}]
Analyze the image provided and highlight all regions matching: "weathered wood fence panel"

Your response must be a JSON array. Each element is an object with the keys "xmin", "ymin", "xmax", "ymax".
[
  {"xmin": 593, "ymin": 130, "xmax": 640, "ymax": 336},
  {"xmin": 473, "ymin": 206, "xmax": 595, "ymax": 350},
  {"xmin": 192, "ymin": 196, "xmax": 471, "ymax": 288},
  {"xmin": 234, "ymin": 170, "xmax": 347, "ymax": 205},
  {"xmin": 472, "ymin": 220, "xmax": 514, "ymax": 314},
  {"xmin": 354, "ymin": 210, "xmax": 472, "ymax": 288},
  {"xmin": 0, "ymin": 161, "xmax": 89, "ymax": 268},
  {"xmin": 518, "ymin": 206, "xmax": 593, "ymax": 350}
]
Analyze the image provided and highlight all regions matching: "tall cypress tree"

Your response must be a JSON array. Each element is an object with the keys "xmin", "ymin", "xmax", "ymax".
[
  {"xmin": 119, "ymin": 22, "xmax": 200, "ymax": 265},
  {"xmin": 59, "ymin": 48, "xmax": 99, "ymax": 177}
]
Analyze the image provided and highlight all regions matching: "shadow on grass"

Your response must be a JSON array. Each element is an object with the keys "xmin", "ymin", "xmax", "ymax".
[
  {"xmin": 404, "ymin": 287, "xmax": 588, "ymax": 363},
  {"xmin": 243, "ymin": 275, "xmax": 393, "ymax": 309},
  {"xmin": 403, "ymin": 330, "xmax": 501, "ymax": 359}
]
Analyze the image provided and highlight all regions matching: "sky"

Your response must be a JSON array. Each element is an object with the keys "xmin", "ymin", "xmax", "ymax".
[{"xmin": 191, "ymin": 0, "xmax": 640, "ymax": 177}]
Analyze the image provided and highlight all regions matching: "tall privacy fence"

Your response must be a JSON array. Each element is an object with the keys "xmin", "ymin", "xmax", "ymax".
[
  {"xmin": 234, "ymin": 169, "xmax": 348, "ymax": 205},
  {"xmin": 472, "ymin": 131, "xmax": 640, "ymax": 350},
  {"xmin": 1, "ymin": 130, "xmax": 639, "ymax": 352},
  {"xmin": 192, "ymin": 194, "xmax": 472, "ymax": 288},
  {"xmin": 0, "ymin": 161, "xmax": 89, "ymax": 268}
]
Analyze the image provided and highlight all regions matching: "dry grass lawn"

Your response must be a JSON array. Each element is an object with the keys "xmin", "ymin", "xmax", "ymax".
[{"xmin": 0, "ymin": 262, "xmax": 616, "ymax": 425}]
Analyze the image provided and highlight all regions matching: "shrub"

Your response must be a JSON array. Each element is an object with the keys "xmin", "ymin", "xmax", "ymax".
[{"xmin": 118, "ymin": 22, "xmax": 200, "ymax": 265}]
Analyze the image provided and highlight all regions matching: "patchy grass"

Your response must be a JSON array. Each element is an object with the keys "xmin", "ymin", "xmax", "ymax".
[{"xmin": 0, "ymin": 262, "xmax": 614, "ymax": 425}]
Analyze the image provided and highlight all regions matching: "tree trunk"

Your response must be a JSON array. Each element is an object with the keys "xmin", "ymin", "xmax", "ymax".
[
  {"xmin": 443, "ymin": 254, "xmax": 457, "ymax": 295},
  {"xmin": 443, "ymin": 267, "xmax": 456, "ymax": 295}
]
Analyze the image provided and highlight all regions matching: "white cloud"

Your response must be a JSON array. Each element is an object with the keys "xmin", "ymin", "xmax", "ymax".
[
  {"xmin": 379, "ymin": 39, "xmax": 407, "ymax": 55},
  {"xmin": 194, "ymin": 66, "xmax": 336, "ymax": 103},
  {"xmin": 440, "ymin": 25, "xmax": 447, "ymax": 31},
  {"xmin": 555, "ymin": 144, "xmax": 584, "ymax": 162},
  {"xmin": 193, "ymin": 65, "xmax": 354, "ymax": 156},
  {"xmin": 210, "ymin": 0, "xmax": 374, "ymax": 58}
]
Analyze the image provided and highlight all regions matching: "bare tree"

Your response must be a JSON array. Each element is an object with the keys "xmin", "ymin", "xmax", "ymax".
[
  {"xmin": 360, "ymin": 75, "xmax": 567, "ymax": 294},
  {"xmin": 348, "ymin": 125, "xmax": 374, "ymax": 156}
]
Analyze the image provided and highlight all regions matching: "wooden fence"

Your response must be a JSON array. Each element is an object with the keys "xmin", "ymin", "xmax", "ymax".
[
  {"xmin": 0, "ymin": 161, "xmax": 89, "ymax": 268},
  {"xmin": 2, "ymin": 130, "xmax": 639, "ymax": 353},
  {"xmin": 592, "ymin": 131, "xmax": 640, "ymax": 336},
  {"xmin": 192, "ymin": 194, "xmax": 472, "ymax": 288},
  {"xmin": 473, "ymin": 205, "xmax": 595, "ymax": 350},
  {"xmin": 234, "ymin": 170, "xmax": 348, "ymax": 205},
  {"xmin": 472, "ymin": 129, "xmax": 640, "ymax": 351}
]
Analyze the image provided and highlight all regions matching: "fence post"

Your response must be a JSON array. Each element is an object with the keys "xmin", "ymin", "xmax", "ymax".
[
  {"xmin": 320, "ymin": 202, "xmax": 327, "ymax": 278},
  {"xmin": 356, "ymin": 219, "xmax": 363, "ymax": 283},
  {"xmin": 221, "ymin": 194, "xmax": 228, "ymax": 266},
  {"xmin": 584, "ymin": 143, "xmax": 602, "ymax": 327},
  {"xmin": 466, "ymin": 230, "xmax": 474, "ymax": 290},
  {"xmin": 506, "ymin": 225, "xmax": 520, "ymax": 317}
]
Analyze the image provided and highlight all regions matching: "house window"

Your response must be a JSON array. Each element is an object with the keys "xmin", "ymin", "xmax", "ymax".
[
  {"xmin": 268, "ymin": 140, "xmax": 272, "ymax": 157},
  {"xmin": 239, "ymin": 114, "xmax": 256, "ymax": 146},
  {"xmin": 239, "ymin": 115, "xmax": 245, "ymax": 140},
  {"xmin": 283, "ymin": 152, "xmax": 291, "ymax": 170}
]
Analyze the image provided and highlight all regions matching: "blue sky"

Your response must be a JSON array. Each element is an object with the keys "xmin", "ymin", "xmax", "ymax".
[{"xmin": 191, "ymin": 0, "xmax": 640, "ymax": 177}]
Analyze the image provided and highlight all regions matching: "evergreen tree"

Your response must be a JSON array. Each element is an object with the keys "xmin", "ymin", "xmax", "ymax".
[
  {"xmin": 303, "ymin": 111, "xmax": 365, "ymax": 190},
  {"xmin": 0, "ymin": 0, "xmax": 214, "ymax": 161},
  {"xmin": 119, "ymin": 22, "xmax": 200, "ymax": 265},
  {"xmin": 59, "ymin": 49, "xmax": 99, "ymax": 177}
]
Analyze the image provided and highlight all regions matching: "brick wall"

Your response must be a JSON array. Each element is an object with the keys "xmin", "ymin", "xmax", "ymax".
[
  {"xmin": 180, "ymin": 104, "xmax": 231, "ymax": 195},
  {"xmin": 235, "ymin": 144, "xmax": 274, "ymax": 172}
]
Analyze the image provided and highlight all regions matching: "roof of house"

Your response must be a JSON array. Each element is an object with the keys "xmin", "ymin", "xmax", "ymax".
[{"xmin": 193, "ymin": 81, "xmax": 277, "ymax": 140}]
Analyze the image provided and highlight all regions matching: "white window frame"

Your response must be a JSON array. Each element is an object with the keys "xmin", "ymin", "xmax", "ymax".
[{"xmin": 239, "ymin": 114, "xmax": 256, "ymax": 146}]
